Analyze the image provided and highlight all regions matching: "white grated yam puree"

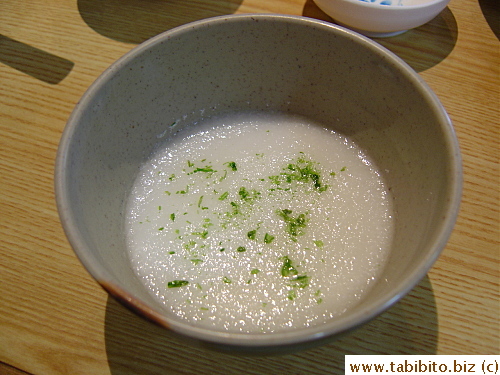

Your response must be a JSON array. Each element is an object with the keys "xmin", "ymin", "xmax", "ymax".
[{"xmin": 126, "ymin": 112, "xmax": 394, "ymax": 333}]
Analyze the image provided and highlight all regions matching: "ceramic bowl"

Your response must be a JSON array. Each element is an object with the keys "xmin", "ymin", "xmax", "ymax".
[
  {"xmin": 55, "ymin": 14, "xmax": 461, "ymax": 353},
  {"xmin": 314, "ymin": 0, "xmax": 451, "ymax": 37}
]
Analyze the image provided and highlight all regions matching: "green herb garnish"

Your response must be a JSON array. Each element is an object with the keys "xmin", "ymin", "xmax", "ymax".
[
  {"xmin": 222, "ymin": 276, "xmax": 232, "ymax": 284},
  {"xmin": 168, "ymin": 280, "xmax": 189, "ymax": 288},
  {"xmin": 247, "ymin": 230, "xmax": 257, "ymax": 240},
  {"xmin": 277, "ymin": 209, "xmax": 309, "ymax": 239},
  {"xmin": 287, "ymin": 290, "xmax": 297, "ymax": 301},
  {"xmin": 219, "ymin": 170, "xmax": 228, "ymax": 182},
  {"xmin": 280, "ymin": 257, "xmax": 310, "ymax": 299},
  {"xmin": 176, "ymin": 186, "xmax": 189, "ymax": 194},
  {"xmin": 281, "ymin": 256, "xmax": 298, "ymax": 277},
  {"xmin": 192, "ymin": 167, "xmax": 215, "ymax": 174},
  {"xmin": 218, "ymin": 191, "xmax": 229, "ymax": 201},
  {"xmin": 191, "ymin": 230, "xmax": 209, "ymax": 239},
  {"xmin": 197, "ymin": 195, "xmax": 208, "ymax": 210},
  {"xmin": 290, "ymin": 275, "xmax": 310, "ymax": 289},
  {"xmin": 230, "ymin": 201, "xmax": 240, "ymax": 215},
  {"xmin": 237, "ymin": 246, "xmax": 246, "ymax": 252},
  {"xmin": 186, "ymin": 160, "xmax": 216, "ymax": 175},
  {"xmin": 239, "ymin": 187, "xmax": 249, "ymax": 200},
  {"xmin": 238, "ymin": 187, "xmax": 260, "ymax": 202},
  {"xmin": 269, "ymin": 154, "xmax": 328, "ymax": 191},
  {"xmin": 183, "ymin": 240, "xmax": 197, "ymax": 250},
  {"xmin": 264, "ymin": 233, "xmax": 274, "ymax": 244},
  {"xmin": 226, "ymin": 161, "xmax": 237, "ymax": 171}
]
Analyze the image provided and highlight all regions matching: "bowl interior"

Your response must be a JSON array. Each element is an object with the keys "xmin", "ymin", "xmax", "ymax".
[{"xmin": 56, "ymin": 15, "xmax": 461, "ymax": 347}]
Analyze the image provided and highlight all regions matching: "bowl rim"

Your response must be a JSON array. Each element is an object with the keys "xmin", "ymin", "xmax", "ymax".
[{"xmin": 55, "ymin": 13, "xmax": 462, "ymax": 348}]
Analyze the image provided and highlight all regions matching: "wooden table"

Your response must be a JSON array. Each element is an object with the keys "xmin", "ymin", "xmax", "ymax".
[{"xmin": 1, "ymin": 0, "xmax": 498, "ymax": 373}]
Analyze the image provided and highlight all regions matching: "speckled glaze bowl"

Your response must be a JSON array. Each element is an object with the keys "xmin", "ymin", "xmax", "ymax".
[{"xmin": 55, "ymin": 14, "xmax": 461, "ymax": 353}]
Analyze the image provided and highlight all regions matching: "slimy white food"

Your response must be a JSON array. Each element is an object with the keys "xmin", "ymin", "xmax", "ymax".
[{"xmin": 126, "ymin": 111, "xmax": 394, "ymax": 333}]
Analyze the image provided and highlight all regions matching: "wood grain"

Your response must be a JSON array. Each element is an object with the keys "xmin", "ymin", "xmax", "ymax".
[{"xmin": 0, "ymin": 0, "xmax": 498, "ymax": 374}]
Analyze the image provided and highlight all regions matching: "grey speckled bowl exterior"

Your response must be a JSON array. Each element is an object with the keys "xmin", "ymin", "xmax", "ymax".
[{"xmin": 55, "ymin": 14, "xmax": 462, "ymax": 353}]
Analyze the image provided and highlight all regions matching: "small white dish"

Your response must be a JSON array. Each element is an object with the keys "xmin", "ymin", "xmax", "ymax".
[{"xmin": 314, "ymin": 0, "xmax": 451, "ymax": 37}]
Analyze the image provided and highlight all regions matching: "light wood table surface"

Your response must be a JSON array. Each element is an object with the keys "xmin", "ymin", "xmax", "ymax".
[{"xmin": 1, "ymin": 0, "xmax": 498, "ymax": 373}]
